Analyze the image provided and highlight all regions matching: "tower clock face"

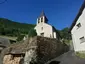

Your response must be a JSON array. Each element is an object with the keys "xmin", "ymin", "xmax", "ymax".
[{"xmin": 0, "ymin": 0, "xmax": 7, "ymax": 4}]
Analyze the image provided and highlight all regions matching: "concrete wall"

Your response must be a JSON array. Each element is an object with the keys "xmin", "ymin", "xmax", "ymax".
[{"xmin": 71, "ymin": 8, "xmax": 85, "ymax": 51}]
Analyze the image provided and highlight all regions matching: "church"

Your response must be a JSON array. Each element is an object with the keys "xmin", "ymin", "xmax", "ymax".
[{"xmin": 34, "ymin": 11, "xmax": 58, "ymax": 39}]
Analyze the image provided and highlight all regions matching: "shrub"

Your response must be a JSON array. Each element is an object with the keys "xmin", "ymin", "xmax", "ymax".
[
  {"xmin": 16, "ymin": 34, "xmax": 25, "ymax": 41},
  {"xmin": 28, "ymin": 28, "xmax": 37, "ymax": 38}
]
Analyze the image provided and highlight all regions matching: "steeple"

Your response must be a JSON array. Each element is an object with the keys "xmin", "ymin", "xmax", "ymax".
[
  {"xmin": 37, "ymin": 11, "xmax": 48, "ymax": 25},
  {"xmin": 40, "ymin": 10, "xmax": 45, "ymax": 17}
]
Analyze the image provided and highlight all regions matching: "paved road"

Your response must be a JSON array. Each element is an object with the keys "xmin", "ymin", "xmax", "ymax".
[
  {"xmin": 46, "ymin": 51, "xmax": 85, "ymax": 64},
  {"xmin": 0, "ymin": 54, "xmax": 2, "ymax": 64}
]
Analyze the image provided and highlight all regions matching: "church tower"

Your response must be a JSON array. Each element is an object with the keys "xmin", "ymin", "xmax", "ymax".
[
  {"xmin": 35, "ymin": 11, "xmax": 57, "ymax": 38},
  {"xmin": 37, "ymin": 11, "xmax": 48, "ymax": 25}
]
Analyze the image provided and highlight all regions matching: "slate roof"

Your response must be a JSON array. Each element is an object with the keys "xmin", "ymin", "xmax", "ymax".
[
  {"xmin": 40, "ymin": 10, "xmax": 46, "ymax": 17},
  {"xmin": 39, "ymin": 11, "xmax": 48, "ymax": 22},
  {"xmin": 69, "ymin": 0, "xmax": 85, "ymax": 32}
]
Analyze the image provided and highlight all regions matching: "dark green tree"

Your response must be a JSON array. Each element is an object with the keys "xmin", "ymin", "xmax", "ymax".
[
  {"xmin": 28, "ymin": 28, "xmax": 37, "ymax": 37},
  {"xmin": 60, "ymin": 27, "xmax": 71, "ymax": 40},
  {"xmin": 16, "ymin": 34, "xmax": 25, "ymax": 41}
]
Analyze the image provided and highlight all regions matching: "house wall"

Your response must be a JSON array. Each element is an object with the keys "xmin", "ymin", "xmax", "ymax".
[
  {"xmin": 71, "ymin": 8, "xmax": 85, "ymax": 51},
  {"xmin": 34, "ymin": 23, "xmax": 54, "ymax": 38}
]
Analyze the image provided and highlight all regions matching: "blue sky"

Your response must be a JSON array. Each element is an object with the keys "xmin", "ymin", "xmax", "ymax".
[{"xmin": 0, "ymin": 0, "xmax": 84, "ymax": 30}]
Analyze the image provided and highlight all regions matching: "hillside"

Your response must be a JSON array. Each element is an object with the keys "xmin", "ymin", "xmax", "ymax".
[
  {"xmin": 0, "ymin": 18, "xmax": 35, "ymax": 37},
  {"xmin": 0, "ymin": 18, "xmax": 71, "ymax": 42}
]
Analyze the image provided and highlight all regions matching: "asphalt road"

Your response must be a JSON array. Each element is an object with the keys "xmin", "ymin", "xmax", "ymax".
[
  {"xmin": 46, "ymin": 51, "xmax": 85, "ymax": 64},
  {"xmin": 0, "ymin": 54, "xmax": 2, "ymax": 64}
]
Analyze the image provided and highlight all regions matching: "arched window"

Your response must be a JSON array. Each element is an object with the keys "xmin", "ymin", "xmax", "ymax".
[{"xmin": 38, "ymin": 18, "xmax": 40, "ymax": 24}]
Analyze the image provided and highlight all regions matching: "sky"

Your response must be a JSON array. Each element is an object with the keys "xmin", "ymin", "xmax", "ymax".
[{"xmin": 0, "ymin": 0, "xmax": 84, "ymax": 30}]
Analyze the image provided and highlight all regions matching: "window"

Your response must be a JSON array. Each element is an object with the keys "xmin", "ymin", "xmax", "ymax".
[
  {"xmin": 80, "ymin": 36, "xmax": 85, "ymax": 43},
  {"xmin": 38, "ymin": 21, "xmax": 39, "ymax": 23},
  {"xmin": 41, "ymin": 27, "xmax": 43, "ymax": 30},
  {"xmin": 41, "ymin": 33, "xmax": 44, "ymax": 37},
  {"xmin": 76, "ymin": 23, "xmax": 81, "ymax": 28},
  {"xmin": 38, "ymin": 19, "xmax": 40, "ymax": 23}
]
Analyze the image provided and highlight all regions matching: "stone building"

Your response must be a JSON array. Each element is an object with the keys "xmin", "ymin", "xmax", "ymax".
[{"xmin": 34, "ymin": 11, "xmax": 58, "ymax": 39}]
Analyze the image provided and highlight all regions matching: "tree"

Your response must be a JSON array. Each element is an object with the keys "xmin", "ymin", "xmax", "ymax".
[
  {"xmin": 60, "ymin": 27, "xmax": 71, "ymax": 40},
  {"xmin": 16, "ymin": 34, "xmax": 25, "ymax": 41},
  {"xmin": 28, "ymin": 28, "xmax": 37, "ymax": 38}
]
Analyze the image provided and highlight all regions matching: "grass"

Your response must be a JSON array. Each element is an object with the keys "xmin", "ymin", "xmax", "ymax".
[
  {"xmin": 0, "ymin": 35, "xmax": 17, "ymax": 40},
  {"xmin": 76, "ymin": 52, "xmax": 85, "ymax": 58}
]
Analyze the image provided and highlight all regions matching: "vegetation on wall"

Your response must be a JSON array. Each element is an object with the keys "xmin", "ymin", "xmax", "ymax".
[{"xmin": 76, "ymin": 52, "xmax": 85, "ymax": 58}]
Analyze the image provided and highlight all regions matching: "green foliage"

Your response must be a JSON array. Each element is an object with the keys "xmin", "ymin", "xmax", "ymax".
[
  {"xmin": 0, "ymin": 18, "xmax": 71, "ymax": 42},
  {"xmin": 16, "ymin": 34, "xmax": 25, "ymax": 41},
  {"xmin": 28, "ymin": 28, "xmax": 37, "ymax": 37},
  {"xmin": 59, "ymin": 27, "xmax": 71, "ymax": 40},
  {"xmin": 76, "ymin": 52, "xmax": 85, "ymax": 58},
  {"xmin": 0, "ymin": 18, "xmax": 35, "ymax": 37}
]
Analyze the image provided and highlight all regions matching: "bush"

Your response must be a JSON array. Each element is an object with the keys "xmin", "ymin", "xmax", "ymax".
[
  {"xmin": 16, "ymin": 34, "xmax": 25, "ymax": 41},
  {"xmin": 28, "ymin": 28, "xmax": 37, "ymax": 38}
]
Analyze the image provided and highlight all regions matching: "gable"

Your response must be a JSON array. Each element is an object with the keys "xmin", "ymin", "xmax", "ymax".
[{"xmin": 69, "ymin": 1, "xmax": 85, "ymax": 32}]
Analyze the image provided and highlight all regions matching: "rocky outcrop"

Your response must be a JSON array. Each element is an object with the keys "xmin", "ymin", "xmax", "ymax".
[
  {"xmin": 3, "ymin": 54, "xmax": 24, "ymax": 64},
  {"xmin": 2, "ymin": 36, "xmax": 69, "ymax": 64}
]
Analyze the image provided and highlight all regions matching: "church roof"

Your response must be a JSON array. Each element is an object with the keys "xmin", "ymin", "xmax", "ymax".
[
  {"xmin": 39, "ymin": 11, "xmax": 48, "ymax": 22},
  {"xmin": 40, "ymin": 10, "xmax": 45, "ymax": 17}
]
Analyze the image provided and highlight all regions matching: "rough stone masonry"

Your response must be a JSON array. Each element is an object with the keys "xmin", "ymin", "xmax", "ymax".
[{"xmin": 2, "ymin": 36, "xmax": 69, "ymax": 64}]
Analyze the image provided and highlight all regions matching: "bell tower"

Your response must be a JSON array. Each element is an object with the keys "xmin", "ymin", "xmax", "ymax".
[{"xmin": 37, "ymin": 11, "xmax": 48, "ymax": 25}]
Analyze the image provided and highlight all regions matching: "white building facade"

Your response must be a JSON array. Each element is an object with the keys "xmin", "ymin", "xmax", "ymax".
[
  {"xmin": 70, "ymin": 1, "xmax": 85, "ymax": 52},
  {"xmin": 34, "ymin": 11, "xmax": 57, "ymax": 38}
]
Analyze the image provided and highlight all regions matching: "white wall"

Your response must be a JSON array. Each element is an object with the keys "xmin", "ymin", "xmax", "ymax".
[
  {"xmin": 34, "ymin": 23, "xmax": 54, "ymax": 38},
  {"xmin": 53, "ymin": 32, "xmax": 57, "ymax": 38},
  {"xmin": 71, "ymin": 8, "xmax": 85, "ymax": 52}
]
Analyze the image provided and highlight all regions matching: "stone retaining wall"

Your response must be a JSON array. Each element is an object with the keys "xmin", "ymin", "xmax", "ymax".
[{"xmin": 2, "ymin": 36, "xmax": 69, "ymax": 64}]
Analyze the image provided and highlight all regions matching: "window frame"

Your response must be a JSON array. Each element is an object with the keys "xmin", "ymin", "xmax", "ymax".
[
  {"xmin": 76, "ymin": 23, "xmax": 81, "ymax": 29},
  {"xmin": 41, "ymin": 33, "xmax": 44, "ymax": 37},
  {"xmin": 80, "ymin": 36, "xmax": 85, "ymax": 43}
]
